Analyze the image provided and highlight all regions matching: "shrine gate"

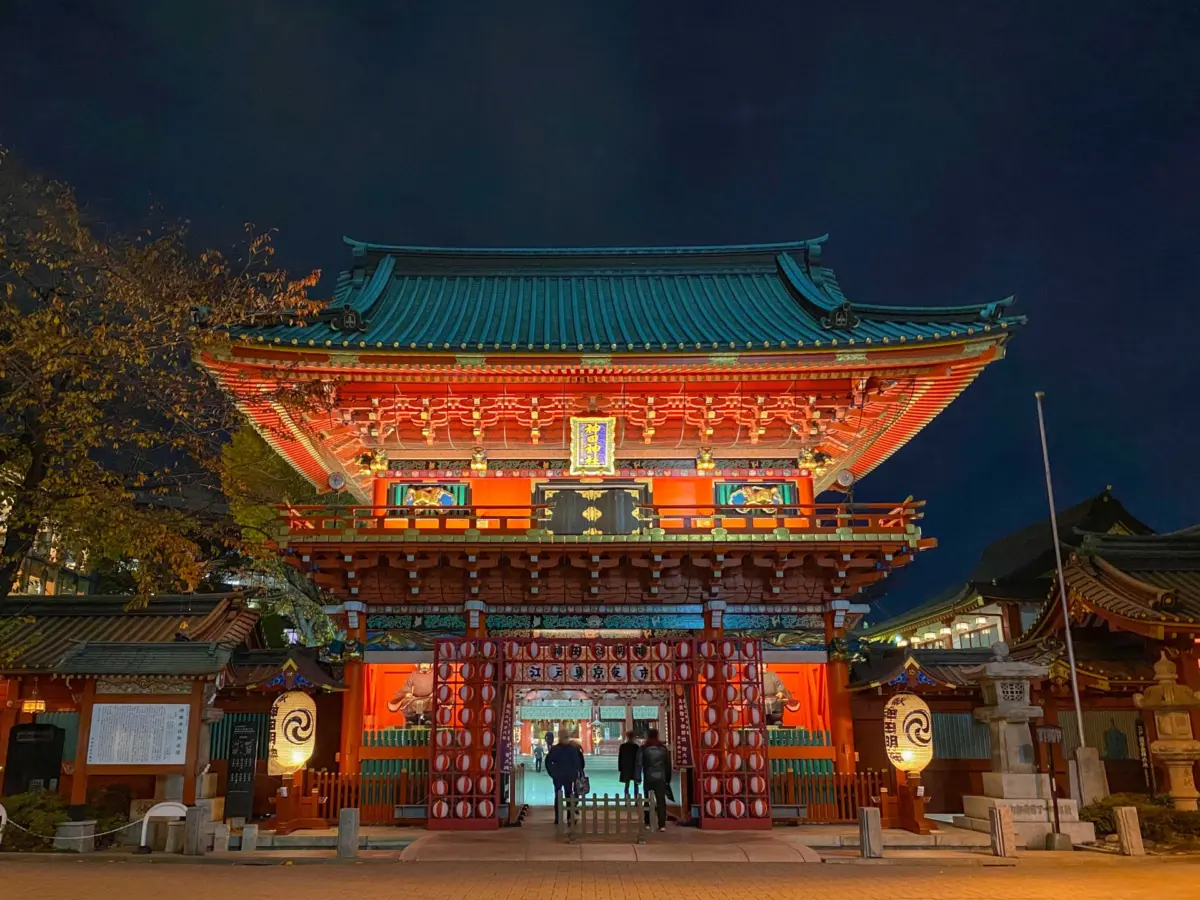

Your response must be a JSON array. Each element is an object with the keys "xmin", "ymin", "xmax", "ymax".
[{"xmin": 429, "ymin": 637, "xmax": 770, "ymax": 830}]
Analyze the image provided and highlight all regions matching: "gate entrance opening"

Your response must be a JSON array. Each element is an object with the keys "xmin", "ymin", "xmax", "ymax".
[{"xmin": 428, "ymin": 637, "xmax": 772, "ymax": 830}]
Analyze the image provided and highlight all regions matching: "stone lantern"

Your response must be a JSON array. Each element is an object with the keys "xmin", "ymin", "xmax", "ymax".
[
  {"xmin": 952, "ymin": 643, "xmax": 1095, "ymax": 846},
  {"xmin": 1134, "ymin": 652, "xmax": 1200, "ymax": 811}
]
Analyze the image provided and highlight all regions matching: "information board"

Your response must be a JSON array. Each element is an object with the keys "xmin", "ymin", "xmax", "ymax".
[{"xmin": 86, "ymin": 703, "xmax": 190, "ymax": 765}]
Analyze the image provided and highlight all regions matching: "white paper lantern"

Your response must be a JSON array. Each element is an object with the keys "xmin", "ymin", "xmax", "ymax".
[
  {"xmin": 883, "ymin": 693, "xmax": 934, "ymax": 774},
  {"xmin": 268, "ymin": 691, "xmax": 316, "ymax": 776}
]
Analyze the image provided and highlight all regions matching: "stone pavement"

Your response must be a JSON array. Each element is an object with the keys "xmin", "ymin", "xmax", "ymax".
[{"xmin": 4, "ymin": 857, "xmax": 1200, "ymax": 899}]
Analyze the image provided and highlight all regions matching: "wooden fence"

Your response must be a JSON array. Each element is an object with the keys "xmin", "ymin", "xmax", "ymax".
[
  {"xmin": 769, "ymin": 768, "xmax": 893, "ymax": 823},
  {"xmin": 506, "ymin": 763, "xmax": 527, "ymax": 825},
  {"xmin": 302, "ymin": 769, "xmax": 428, "ymax": 826},
  {"xmin": 559, "ymin": 793, "xmax": 656, "ymax": 843}
]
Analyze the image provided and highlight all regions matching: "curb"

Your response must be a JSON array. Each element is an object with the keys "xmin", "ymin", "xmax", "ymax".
[{"xmin": 822, "ymin": 856, "xmax": 1018, "ymax": 867}]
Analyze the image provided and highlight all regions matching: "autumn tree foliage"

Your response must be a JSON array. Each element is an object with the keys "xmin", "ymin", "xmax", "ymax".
[{"xmin": 0, "ymin": 148, "xmax": 319, "ymax": 603}]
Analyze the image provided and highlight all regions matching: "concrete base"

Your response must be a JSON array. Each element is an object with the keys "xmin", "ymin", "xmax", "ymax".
[
  {"xmin": 1045, "ymin": 832, "xmax": 1074, "ymax": 851},
  {"xmin": 53, "ymin": 820, "xmax": 96, "ymax": 853},
  {"xmin": 962, "ymin": 795, "xmax": 1080, "ymax": 823},
  {"xmin": 953, "ymin": 814, "xmax": 1095, "ymax": 847},
  {"xmin": 981, "ymin": 773, "xmax": 1052, "ymax": 799}
]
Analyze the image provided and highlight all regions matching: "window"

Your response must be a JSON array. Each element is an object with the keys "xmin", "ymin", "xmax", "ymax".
[{"xmin": 954, "ymin": 625, "xmax": 998, "ymax": 649}]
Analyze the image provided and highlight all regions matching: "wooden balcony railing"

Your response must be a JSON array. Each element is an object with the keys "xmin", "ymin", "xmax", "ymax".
[{"xmin": 276, "ymin": 501, "xmax": 922, "ymax": 543}]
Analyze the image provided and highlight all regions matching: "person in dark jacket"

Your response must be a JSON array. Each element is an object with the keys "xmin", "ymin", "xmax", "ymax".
[
  {"xmin": 545, "ymin": 726, "xmax": 586, "ymax": 824},
  {"xmin": 617, "ymin": 731, "xmax": 641, "ymax": 797},
  {"xmin": 638, "ymin": 727, "xmax": 672, "ymax": 829}
]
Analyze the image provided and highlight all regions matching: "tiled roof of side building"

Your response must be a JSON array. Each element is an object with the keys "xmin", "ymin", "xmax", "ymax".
[
  {"xmin": 859, "ymin": 489, "xmax": 1153, "ymax": 639},
  {"xmin": 0, "ymin": 594, "xmax": 258, "ymax": 672},
  {"xmin": 231, "ymin": 236, "xmax": 1024, "ymax": 352}
]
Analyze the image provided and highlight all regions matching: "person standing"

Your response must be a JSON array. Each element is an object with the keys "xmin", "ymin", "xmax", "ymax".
[
  {"xmin": 638, "ymin": 727, "xmax": 672, "ymax": 830},
  {"xmin": 533, "ymin": 741, "xmax": 544, "ymax": 773},
  {"xmin": 618, "ymin": 730, "xmax": 641, "ymax": 797},
  {"xmin": 545, "ymin": 726, "xmax": 586, "ymax": 825}
]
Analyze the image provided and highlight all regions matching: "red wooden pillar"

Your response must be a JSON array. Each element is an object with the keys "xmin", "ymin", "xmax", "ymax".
[
  {"xmin": 520, "ymin": 720, "xmax": 532, "ymax": 755},
  {"xmin": 465, "ymin": 600, "xmax": 487, "ymax": 637},
  {"xmin": 825, "ymin": 616, "xmax": 857, "ymax": 773},
  {"xmin": 338, "ymin": 609, "xmax": 367, "ymax": 775},
  {"xmin": 703, "ymin": 600, "xmax": 726, "ymax": 638},
  {"xmin": 69, "ymin": 679, "xmax": 97, "ymax": 806},
  {"xmin": 796, "ymin": 472, "xmax": 816, "ymax": 527},
  {"xmin": 372, "ymin": 476, "xmax": 389, "ymax": 526},
  {"xmin": 182, "ymin": 680, "xmax": 206, "ymax": 805},
  {"xmin": 0, "ymin": 677, "xmax": 17, "ymax": 776}
]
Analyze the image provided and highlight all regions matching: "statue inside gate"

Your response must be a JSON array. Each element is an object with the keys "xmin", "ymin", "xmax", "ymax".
[{"xmin": 388, "ymin": 663, "xmax": 434, "ymax": 723}]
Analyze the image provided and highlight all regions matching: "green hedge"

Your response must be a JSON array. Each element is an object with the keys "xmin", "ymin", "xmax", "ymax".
[
  {"xmin": 1080, "ymin": 792, "xmax": 1200, "ymax": 843},
  {"xmin": 0, "ymin": 791, "xmax": 69, "ymax": 852},
  {"xmin": 0, "ymin": 788, "xmax": 130, "ymax": 852}
]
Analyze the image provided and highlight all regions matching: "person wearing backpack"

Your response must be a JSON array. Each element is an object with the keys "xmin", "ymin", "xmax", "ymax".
[
  {"xmin": 545, "ymin": 726, "xmax": 586, "ymax": 825},
  {"xmin": 638, "ymin": 727, "xmax": 672, "ymax": 830}
]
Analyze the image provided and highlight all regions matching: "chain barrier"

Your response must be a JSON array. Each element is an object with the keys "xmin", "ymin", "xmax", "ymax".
[{"xmin": 0, "ymin": 814, "xmax": 148, "ymax": 845}]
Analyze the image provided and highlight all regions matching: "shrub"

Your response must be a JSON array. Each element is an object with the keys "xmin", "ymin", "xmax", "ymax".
[
  {"xmin": 1080, "ymin": 792, "xmax": 1200, "ymax": 843},
  {"xmin": 0, "ymin": 791, "xmax": 69, "ymax": 852}
]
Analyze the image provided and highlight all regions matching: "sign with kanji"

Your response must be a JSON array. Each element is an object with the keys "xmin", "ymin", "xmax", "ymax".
[
  {"xmin": 569, "ymin": 416, "xmax": 616, "ymax": 475},
  {"xmin": 87, "ymin": 703, "xmax": 190, "ymax": 766}
]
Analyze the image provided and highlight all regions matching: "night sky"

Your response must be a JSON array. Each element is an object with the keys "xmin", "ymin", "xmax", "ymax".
[{"xmin": 3, "ymin": 2, "xmax": 1197, "ymax": 618}]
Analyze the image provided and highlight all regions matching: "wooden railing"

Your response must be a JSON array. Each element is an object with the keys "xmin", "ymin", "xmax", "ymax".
[
  {"xmin": 302, "ymin": 768, "xmax": 428, "ymax": 826},
  {"xmin": 277, "ymin": 501, "xmax": 922, "ymax": 542},
  {"xmin": 769, "ymin": 768, "xmax": 893, "ymax": 823},
  {"xmin": 560, "ymin": 793, "xmax": 656, "ymax": 843}
]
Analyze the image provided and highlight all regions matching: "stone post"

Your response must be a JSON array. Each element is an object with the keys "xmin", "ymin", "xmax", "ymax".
[
  {"xmin": 988, "ymin": 806, "xmax": 1017, "ymax": 858},
  {"xmin": 952, "ymin": 643, "xmax": 1094, "ymax": 847},
  {"xmin": 1114, "ymin": 806, "xmax": 1145, "ymax": 856},
  {"xmin": 183, "ymin": 806, "xmax": 207, "ymax": 856},
  {"xmin": 337, "ymin": 807, "xmax": 360, "ymax": 859},
  {"xmin": 240, "ymin": 823, "xmax": 259, "ymax": 852},
  {"xmin": 53, "ymin": 820, "xmax": 96, "ymax": 853},
  {"xmin": 858, "ymin": 806, "xmax": 883, "ymax": 859}
]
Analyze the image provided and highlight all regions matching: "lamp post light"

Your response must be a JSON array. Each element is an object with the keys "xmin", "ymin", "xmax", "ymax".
[{"xmin": 1036, "ymin": 723, "xmax": 1065, "ymax": 844}]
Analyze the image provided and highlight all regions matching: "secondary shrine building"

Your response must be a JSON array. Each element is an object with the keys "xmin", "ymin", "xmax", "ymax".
[{"xmin": 200, "ymin": 236, "xmax": 1021, "ymax": 829}]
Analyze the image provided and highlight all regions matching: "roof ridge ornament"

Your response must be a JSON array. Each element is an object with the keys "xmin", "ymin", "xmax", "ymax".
[{"xmin": 820, "ymin": 301, "xmax": 860, "ymax": 331}]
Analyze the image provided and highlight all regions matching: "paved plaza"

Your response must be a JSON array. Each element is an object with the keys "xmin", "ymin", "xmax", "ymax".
[{"xmin": 4, "ymin": 857, "xmax": 1200, "ymax": 900}]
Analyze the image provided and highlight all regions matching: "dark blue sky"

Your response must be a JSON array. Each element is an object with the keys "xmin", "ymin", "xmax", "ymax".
[{"xmin": 3, "ymin": 1, "xmax": 1197, "ymax": 617}]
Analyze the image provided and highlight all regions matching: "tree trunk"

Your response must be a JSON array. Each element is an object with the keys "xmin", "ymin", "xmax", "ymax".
[{"xmin": 0, "ymin": 441, "xmax": 49, "ymax": 604}]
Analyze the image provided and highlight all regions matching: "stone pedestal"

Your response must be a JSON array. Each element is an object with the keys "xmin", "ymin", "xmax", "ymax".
[
  {"xmin": 1135, "ymin": 654, "xmax": 1200, "ymax": 811},
  {"xmin": 952, "ymin": 645, "xmax": 1095, "ymax": 848},
  {"xmin": 53, "ymin": 820, "xmax": 96, "ymax": 853}
]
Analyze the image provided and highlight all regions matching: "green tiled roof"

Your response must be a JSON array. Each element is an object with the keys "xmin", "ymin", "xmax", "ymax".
[
  {"xmin": 235, "ymin": 237, "xmax": 1023, "ymax": 352},
  {"xmin": 56, "ymin": 641, "xmax": 233, "ymax": 675}
]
